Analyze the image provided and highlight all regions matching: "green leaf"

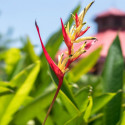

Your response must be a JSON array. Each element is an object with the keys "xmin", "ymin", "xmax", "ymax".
[
  {"xmin": 0, "ymin": 81, "xmax": 12, "ymax": 87},
  {"xmin": 10, "ymin": 60, "xmax": 40, "ymax": 88},
  {"xmin": 0, "ymin": 94, "xmax": 13, "ymax": 119},
  {"xmin": 64, "ymin": 112, "xmax": 84, "ymax": 125},
  {"xmin": 70, "ymin": 47, "xmax": 102, "ymax": 82},
  {"xmin": 0, "ymin": 50, "xmax": 6, "ymax": 60},
  {"xmin": 10, "ymin": 54, "xmax": 26, "ymax": 79},
  {"xmin": 0, "ymin": 61, "xmax": 40, "ymax": 125},
  {"xmin": 23, "ymin": 37, "xmax": 39, "ymax": 63},
  {"xmin": 102, "ymin": 35, "xmax": 124, "ymax": 125},
  {"xmin": 36, "ymin": 110, "xmax": 54, "ymax": 125},
  {"xmin": 59, "ymin": 90, "xmax": 80, "ymax": 117},
  {"xmin": 51, "ymin": 100, "xmax": 71, "ymax": 125},
  {"xmin": 83, "ymin": 96, "xmax": 93, "ymax": 122},
  {"xmin": 12, "ymin": 87, "xmax": 56, "ymax": 125},
  {"xmin": 75, "ymin": 86, "xmax": 91, "ymax": 112},
  {"xmin": 91, "ymin": 93, "xmax": 116, "ymax": 115},
  {"xmin": 120, "ymin": 110, "xmax": 125, "ymax": 125},
  {"xmin": 0, "ymin": 86, "xmax": 14, "ymax": 94},
  {"xmin": 4, "ymin": 48, "xmax": 21, "ymax": 78}
]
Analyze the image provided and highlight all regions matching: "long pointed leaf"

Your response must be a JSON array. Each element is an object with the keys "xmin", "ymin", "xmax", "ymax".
[{"xmin": 102, "ymin": 35, "xmax": 124, "ymax": 125}]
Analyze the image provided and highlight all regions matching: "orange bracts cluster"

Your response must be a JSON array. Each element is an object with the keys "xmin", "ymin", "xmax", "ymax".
[{"xmin": 35, "ymin": 1, "xmax": 97, "ymax": 125}]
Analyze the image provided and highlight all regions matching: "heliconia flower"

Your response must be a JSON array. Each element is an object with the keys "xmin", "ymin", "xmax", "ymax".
[
  {"xmin": 35, "ymin": 21, "xmax": 64, "ymax": 125},
  {"xmin": 61, "ymin": 18, "xmax": 73, "ymax": 55},
  {"xmin": 36, "ymin": 1, "xmax": 96, "ymax": 125}
]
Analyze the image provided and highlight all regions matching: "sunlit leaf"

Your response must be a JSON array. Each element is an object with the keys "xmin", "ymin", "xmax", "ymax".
[
  {"xmin": 0, "ymin": 94, "xmax": 13, "ymax": 119},
  {"xmin": 83, "ymin": 96, "xmax": 93, "ymax": 122},
  {"xmin": 59, "ymin": 90, "xmax": 80, "ymax": 117},
  {"xmin": 0, "ymin": 86, "xmax": 13, "ymax": 93},
  {"xmin": 4, "ymin": 48, "xmax": 21, "ymax": 77},
  {"xmin": 10, "ymin": 54, "xmax": 26, "ymax": 79},
  {"xmin": 10, "ymin": 60, "xmax": 40, "ymax": 88},
  {"xmin": 120, "ymin": 110, "xmax": 125, "ymax": 125},
  {"xmin": 23, "ymin": 36, "xmax": 39, "ymax": 63},
  {"xmin": 0, "ymin": 61, "xmax": 40, "ymax": 125},
  {"xmin": 12, "ymin": 88, "xmax": 56, "ymax": 125}
]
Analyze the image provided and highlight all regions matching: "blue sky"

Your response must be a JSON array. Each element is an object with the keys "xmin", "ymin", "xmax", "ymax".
[{"xmin": 0, "ymin": 0, "xmax": 125, "ymax": 53}]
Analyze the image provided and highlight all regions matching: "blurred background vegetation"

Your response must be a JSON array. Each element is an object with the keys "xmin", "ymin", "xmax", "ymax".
[{"xmin": 0, "ymin": 2, "xmax": 125, "ymax": 125}]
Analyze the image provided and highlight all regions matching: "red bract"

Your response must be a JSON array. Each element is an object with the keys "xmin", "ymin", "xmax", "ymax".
[
  {"xmin": 78, "ymin": 26, "xmax": 90, "ymax": 37},
  {"xmin": 85, "ymin": 40, "xmax": 96, "ymax": 50},
  {"xmin": 75, "ymin": 13, "xmax": 80, "ymax": 27},
  {"xmin": 61, "ymin": 18, "xmax": 72, "ymax": 55},
  {"xmin": 35, "ymin": 21, "xmax": 64, "ymax": 80},
  {"xmin": 75, "ymin": 26, "xmax": 90, "ymax": 40}
]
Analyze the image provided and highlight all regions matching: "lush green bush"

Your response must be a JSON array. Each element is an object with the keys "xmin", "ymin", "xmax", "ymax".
[{"xmin": 0, "ymin": 4, "xmax": 125, "ymax": 125}]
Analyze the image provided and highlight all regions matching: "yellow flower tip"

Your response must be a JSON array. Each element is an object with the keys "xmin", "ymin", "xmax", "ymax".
[
  {"xmin": 78, "ymin": 1, "xmax": 94, "ymax": 24},
  {"xmin": 59, "ymin": 56, "xmax": 69, "ymax": 72},
  {"xmin": 92, "ymin": 37, "xmax": 97, "ymax": 40},
  {"xmin": 65, "ymin": 51, "xmax": 68, "ymax": 55},
  {"xmin": 85, "ymin": 1, "xmax": 95, "ymax": 13},
  {"xmin": 69, "ymin": 25, "xmax": 74, "ymax": 35},
  {"xmin": 82, "ymin": 22, "xmax": 87, "ymax": 26},
  {"xmin": 91, "ymin": 1, "xmax": 95, "ymax": 5},
  {"xmin": 64, "ymin": 68, "xmax": 69, "ymax": 73},
  {"xmin": 66, "ymin": 22, "xmax": 70, "ymax": 35},
  {"xmin": 73, "ymin": 37, "xmax": 97, "ymax": 43},
  {"xmin": 58, "ymin": 55, "xmax": 61, "ymax": 62},
  {"xmin": 81, "ymin": 42, "xmax": 87, "ymax": 49},
  {"xmin": 58, "ymin": 53, "xmax": 64, "ymax": 67},
  {"xmin": 84, "ymin": 41, "xmax": 87, "ymax": 44},
  {"xmin": 81, "ymin": 50, "xmax": 86, "ymax": 54}
]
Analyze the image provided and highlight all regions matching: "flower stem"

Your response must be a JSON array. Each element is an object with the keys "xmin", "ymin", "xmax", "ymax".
[{"xmin": 42, "ymin": 79, "xmax": 63, "ymax": 125}]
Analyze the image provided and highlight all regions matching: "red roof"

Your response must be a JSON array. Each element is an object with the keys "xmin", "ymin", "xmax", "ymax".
[
  {"xmin": 96, "ymin": 8, "xmax": 125, "ymax": 19},
  {"xmin": 56, "ymin": 30, "xmax": 125, "ymax": 60},
  {"xmin": 87, "ymin": 30, "xmax": 125, "ymax": 57}
]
